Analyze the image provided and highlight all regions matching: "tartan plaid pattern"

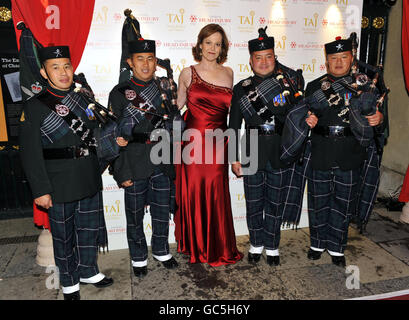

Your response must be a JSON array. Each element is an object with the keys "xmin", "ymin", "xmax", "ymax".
[
  {"xmin": 38, "ymin": 91, "xmax": 98, "ymax": 147},
  {"xmin": 238, "ymin": 72, "xmax": 296, "ymax": 120},
  {"xmin": 354, "ymin": 141, "xmax": 382, "ymax": 226},
  {"xmin": 40, "ymin": 111, "xmax": 69, "ymax": 146},
  {"xmin": 280, "ymin": 101, "xmax": 310, "ymax": 164},
  {"xmin": 310, "ymin": 76, "xmax": 353, "ymax": 103},
  {"xmin": 243, "ymin": 162, "xmax": 291, "ymax": 251},
  {"xmin": 281, "ymin": 78, "xmax": 378, "ymax": 163},
  {"xmin": 65, "ymin": 91, "xmax": 120, "ymax": 168},
  {"xmin": 281, "ymin": 140, "xmax": 312, "ymax": 227},
  {"xmin": 349, "ymin": 92, "xmax": 378, "ymax": 147},
  {"xmin": 307, "ymin": 167, "xmax": 360, "ymax": 253},
  {"xmin": 61, "ymin": 91, "xmax": 89, "ymax": 116},
  {"xmin": 124, "ymin": 169, "xmax": 172, "ymax": 262},
  {"xmin": 119, "ymin": 82, "xmax": 162, "ymax": 138},
  {"xmin": 94, "ymin": 120, "xmax": 120, "ymax": 171},
  {"xmin": 48, "ymin": 191, "xmax": 107, "ymax": 288}
]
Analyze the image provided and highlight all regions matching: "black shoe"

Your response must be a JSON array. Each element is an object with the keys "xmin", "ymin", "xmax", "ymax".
[
  {"xmin": 248, "ymin": 252, "xmax": 261, "ymax": 263},
  {"xmin": 307, "ymin": 248, "xmax": 323, "ymax": 260},
  {"xmin": 266, "ymin": 255, "xmax": 280, "ymax": 266},
  {"xmin": 331, "ymin": 255, "xmax": 346, "ymax": 267},
  {"xmin": 159, "ymin": 257, "xmax": 179, "ymax": 269},
  {"xmin": 133, "ymin": 266, "xmax": 148, "ymax": 278},
  {"xmin": 63, "ymin": 291, "xmax": 80, "ymax": 300},
  {"xmin": 80, "ymin": 277, "xmax": 114, "ymax": 288}
]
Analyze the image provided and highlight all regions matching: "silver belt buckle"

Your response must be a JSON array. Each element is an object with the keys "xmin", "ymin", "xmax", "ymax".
[
  {"xmin": 260, "ymin": 124, "xmax": 275, "ymax": 134},
  {"xmin": 79, "ymin": 147, "xmax": 89, "ymax": 157},
  {"xmin": 329, "ymin": 126, "xmax": 344, "ymax": 136}
]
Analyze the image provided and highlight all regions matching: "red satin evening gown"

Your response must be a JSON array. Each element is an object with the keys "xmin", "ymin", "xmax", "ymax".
[{"xmin": 174, "ymin": 66, "xmax": 243, "ymax": 266}]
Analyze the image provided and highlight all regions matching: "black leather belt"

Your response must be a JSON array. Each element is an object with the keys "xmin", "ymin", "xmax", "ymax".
[
  {"xmin": 43, "ymin": 145, "xmax": 96, "ymax": 160},
  {"xmin": 313, "ymin": 125, "xmax": 353, "ymax": 137},
  {"xmin": 246, "ymin": 123, "xmax": 283, "ymax": 136},
  {"xmin": 132, "ymin": 132, "xmax": 161, "ymax": 144}
]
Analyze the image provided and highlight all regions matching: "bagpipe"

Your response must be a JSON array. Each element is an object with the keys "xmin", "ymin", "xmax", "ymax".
[
  {"xmin": 120, "ymin": 9, "xmax": 185, "ymax": 137},
  {"xmin": 275, "ymin": 66, "xmax": 305, "ymax": 107},
  {"xmin": 16, "ymin": 21, "xmax": 120, "ymax": 172},
  {"xmin": 336, "ymin": 32, "xmax": 390, "ymax": 116},
  {"xmin": 344, "ymin": 32, "xmax": 389, "ymax": 154}
]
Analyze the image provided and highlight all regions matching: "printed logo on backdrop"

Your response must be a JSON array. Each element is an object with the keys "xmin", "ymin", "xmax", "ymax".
[
  {"xmin": 129, "ymin": 0, "xmax": 148, "ymax": 6},
  {"xmin": 303, "ymin": 13, "xmax": 320, "ymax": 33},
  {"xmin": 171, "ymin": 59, "xmax": 187, "ymax": 75},
  {"xmin": 92, "ymin": 64, "xmax": 112, "ymax": 83},
  {"xmin": 301, "ymin": 59, "xmax": 319, "ymax": 82},
  {"xmin": 302, "ymin": 0, "xmax": 329, "ymax": 4},
  {"xmin": 275, "ymin": 35, "xmax": 287, "ymax": 57},
  {"xmin": 237, "ymin": 11, "xmax": 256, "ymax": 33},
  {"xmin": 163, "ymin": 40, "xmax": 193, "ymax": 50},
  {"xmin": 296, "ymin": 41, "xmax": 324, "ymax": 51},
  {"xmin": 301, "ymin": 59, "xmax": 317, "ymax": 73},
  {"xmin": 104, "ymin": 200, "xmax": 122, "ymax": 221},
  {"xmin": 201, "ymin": 0, "xmax": 223, "ymax": 7},
  {"xmin": 336, "ymin": 0, "xmax": 349, "ymax": 7},
  {"xmin": 135, "ymin": 14, "xmax": 159, "ymax": 25},
  {"xmin": 190, "ymin": 14, "xmax": 232, "ymax": 25},
  {"xmin": 167, "ymin": 9, "xmax": 186, "ymax": 31},
  {"xmin": 92, "ymin": 6, "xmax": 109, "ymax": 28},
  {"xmin": 232, "ymin": 41, "xmax": 248, "ymax": 52},
  {"xmin": 320, "ymin": 64, "xmax": 327, "ymax": 72},
  {"xmin": 237, "ymin": 63, "xmax": 252, "ymax": 81},
  {"xmin": 272, "ymin": 0, "xmax": 289, "ymax": 9}
]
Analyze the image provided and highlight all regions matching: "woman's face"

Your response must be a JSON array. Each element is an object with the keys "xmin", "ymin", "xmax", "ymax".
[{"xmin": 200, "ymin": 32, "xmax": 223, "ymax": 63}]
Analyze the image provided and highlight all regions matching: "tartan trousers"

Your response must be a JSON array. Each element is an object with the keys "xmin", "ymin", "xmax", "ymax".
[
  {"xmin": 243, "ymin": 162, "xmax": 290, "ymax": 251},
  {"xmin": 124, "ymin": 169, "xmax": 173, "ymax": 262},
  {"xmin": 307, "ymin": 167, "xmax": 360, "ymax": 253},
  {"xmin": 48, "ymin": 191, "xmax": 103, "ymax": 288}
]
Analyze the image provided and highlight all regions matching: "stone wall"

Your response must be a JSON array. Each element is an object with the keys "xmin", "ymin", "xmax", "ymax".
[{"xmin": 378, "ymin": 2, "xmax": 409, "ymax": 197}]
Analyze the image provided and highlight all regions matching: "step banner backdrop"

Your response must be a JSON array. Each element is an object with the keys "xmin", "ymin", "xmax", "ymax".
[{"xmin": 76, "ymin": 0, "xmax": 363, "ymax": 250}]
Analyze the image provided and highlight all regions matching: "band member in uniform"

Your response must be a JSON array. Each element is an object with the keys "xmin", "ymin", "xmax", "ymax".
[
  {"xmin": 109, "ymin": 38, "xmax": 179, "ymax": 278},
  {"xmin": 19, "ymin": 46, "xmax": 113, "ymax": 300},
  {"xmin": 229, "ymin": 27, "xmax": 315, "ymax": 266},
  {"xmin": 283, "ymin": 37, "xmax": 384, "ymax": 267}
]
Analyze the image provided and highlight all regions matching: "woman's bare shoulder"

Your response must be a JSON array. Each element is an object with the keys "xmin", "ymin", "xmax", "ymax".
[{"xmin": 178, "ymin": 66, "xmax": 192, "ymax": 86}]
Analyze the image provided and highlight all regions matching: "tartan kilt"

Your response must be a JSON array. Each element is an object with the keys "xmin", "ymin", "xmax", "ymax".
[{"xmin": 282, "ymin": 140, "xmax": 312, "ymax": 227}]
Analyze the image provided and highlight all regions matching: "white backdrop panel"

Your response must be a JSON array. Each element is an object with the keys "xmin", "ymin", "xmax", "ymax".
[{"xmin": 76, "ymin": 0, "xmax": 363, "ymax": 251}]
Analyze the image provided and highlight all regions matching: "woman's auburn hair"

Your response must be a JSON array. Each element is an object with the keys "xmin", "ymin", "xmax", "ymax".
[{"xmin": 192, "ymin": 23, "xmax": 229, "ymax": 64}]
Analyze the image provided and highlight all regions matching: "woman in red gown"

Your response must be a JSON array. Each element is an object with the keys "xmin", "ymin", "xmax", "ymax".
[{"xmin": 174, "ymin": 24, "xmax": 243, "ymax": 266}]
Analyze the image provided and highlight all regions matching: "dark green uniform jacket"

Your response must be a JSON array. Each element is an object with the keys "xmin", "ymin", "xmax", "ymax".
[
  {"xmin": 108, "ymin": 77, "xmax": 175, "ymax": 184},
  {"xmin": 19, "ymin": 86, "xmax": 102, "ymax": 203},
  {"xmin": 305, "ymin": 74, "xmax": 367, "ymax": 171},
  {"xmin": 229, "ymin": 65, "xmax": 304, "ymax": 170}
]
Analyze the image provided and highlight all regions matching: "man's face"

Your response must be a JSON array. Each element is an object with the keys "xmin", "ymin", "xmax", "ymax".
[
  {"xmin": 40, "ymin": 58, "xmax": 74, "ymax": 91},
  {"xmin": 326, "ymin": 51, "xmax": 353, "ymax": 77},
  {"xmin": 127, "ymin": 52, "xmax": 157, "ymax": 82},
  {"xmin": 249, "ymin": 49, "xmax": 276, "ymax": 77}
]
